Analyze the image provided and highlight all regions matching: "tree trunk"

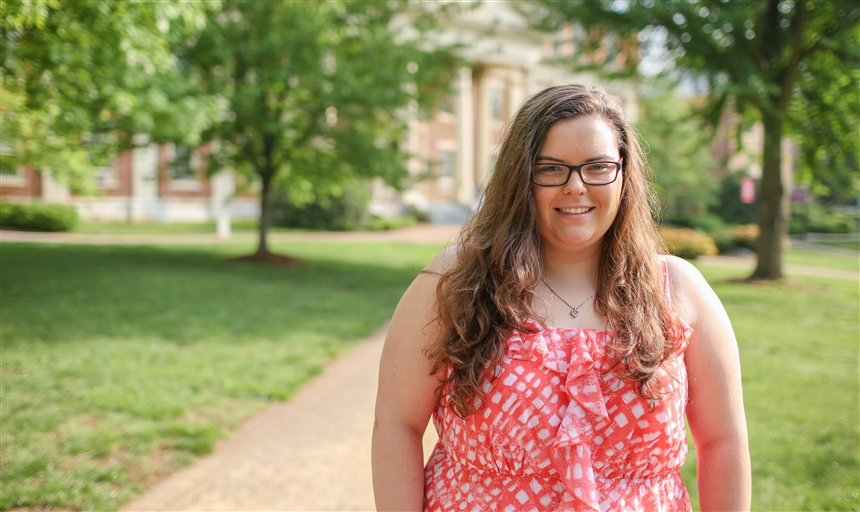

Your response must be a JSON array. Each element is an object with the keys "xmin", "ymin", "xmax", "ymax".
[
  {"xmin": 256, "ymin": 171, "xmax": 273, "ymax": 256},
  {"xmin": 751, "ymin": 110, "xmax": 785, "ymax": 280}
]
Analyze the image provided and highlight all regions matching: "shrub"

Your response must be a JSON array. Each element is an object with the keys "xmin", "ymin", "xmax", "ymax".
[
  {"xmin": 808, "ymin": 215, "xmax": 854, "ymax": 234},
  {"xmin": 368, "ymin": 214, "xmax": 418, "ymax": 231},
  {"xmin": 0, "ymin": 202, "xmax": 79, "ymax": 232},
  {"xmin": 733, "ymin": 224, "xmax": 760, "ymax": 251},
  {"xmin": 789, "ymin": 204, "xmax": 857, "ymax": 234},
  {"xmin": 658, "ymin": 227, "xmax": 718, "ymax": 260},
  {"xmin": 664, "ymin": 213, "xmax": 726, "ymax": 234},
  {"xmin": 709, "ymin": 223, "xmax": 760, "ymax": 254},
  {"xmin": 709, "ymin": 226, "xmax": 737, "ymax": 254},
  {"xmin": 270, "ymin": 182, "xmax": 371, "ymax": 231},
  {"xmin": 711, "ymin": 172, "xmax": 755, "ymax": 225},
  {"xmin": 405, "ymin": 203, "xmax": 432, "ymax": 223}
]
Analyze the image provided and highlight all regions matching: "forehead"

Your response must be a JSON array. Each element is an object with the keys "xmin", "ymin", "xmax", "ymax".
[{"xmin": 538, "ymin": 116, "xmax": 618, "ymax": 159}]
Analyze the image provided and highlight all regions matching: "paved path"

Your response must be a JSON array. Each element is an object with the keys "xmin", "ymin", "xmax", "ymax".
[{"xmin": 121, "ymin": 325, "xmax": 439, "ymax": 512}]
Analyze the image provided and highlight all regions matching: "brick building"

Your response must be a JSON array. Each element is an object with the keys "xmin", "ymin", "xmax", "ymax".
[{"xmin": 1, "ymin": 3, "xmax": 637, "ymax": 225}]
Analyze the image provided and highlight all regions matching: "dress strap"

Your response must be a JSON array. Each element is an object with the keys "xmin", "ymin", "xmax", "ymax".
[
  {"xmin": 659, "ymin": 255, "xmax": 673, "ymax": 303},
  {"xmin": 658, "ymin": 255, "xmax": 693, "ymax": 354}
]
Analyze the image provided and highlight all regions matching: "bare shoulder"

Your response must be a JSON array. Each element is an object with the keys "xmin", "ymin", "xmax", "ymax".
[
  {"xmin": 662, "ymin": 254, "xmax": 720, "ymax": 326},
  {"xmin": 387, "ymin": 245, "xmax": 460, "ymax": 345},
  {"xmin": 423, "ymin": 245, "xmax": 460, "ymax": 276},
  {"xmin": 663, "ymin": 254, "xmax": 709, "ymax": 288}
]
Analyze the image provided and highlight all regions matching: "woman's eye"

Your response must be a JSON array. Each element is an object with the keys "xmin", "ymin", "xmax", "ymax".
[
  {"xmin": 537, "ymin": 165, "xmax": 563, "ymax": 173},
  {"xmin": 586, "ymin": 163, "xmax": 610, "ymax": 172}
]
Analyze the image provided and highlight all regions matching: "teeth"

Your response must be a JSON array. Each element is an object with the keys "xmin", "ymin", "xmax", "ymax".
[{"xmin": 558, "ymin": 207, "xmax": 591, "ymax": 214}]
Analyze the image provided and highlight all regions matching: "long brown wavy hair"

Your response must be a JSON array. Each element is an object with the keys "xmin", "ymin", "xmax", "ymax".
[{"xmin": 425, "ymin": 84, "xmax": 681, "ymax": 417}]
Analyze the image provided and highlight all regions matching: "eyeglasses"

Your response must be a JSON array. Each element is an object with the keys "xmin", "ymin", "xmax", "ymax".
[{"xmin": 532, "ymin": 161, "xmax": 622, "ymax": 186}]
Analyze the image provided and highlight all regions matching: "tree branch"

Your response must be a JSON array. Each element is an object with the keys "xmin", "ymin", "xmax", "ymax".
[{"xmin": 778, "ymin": 2, "xmax": 808, "ymax": 110}]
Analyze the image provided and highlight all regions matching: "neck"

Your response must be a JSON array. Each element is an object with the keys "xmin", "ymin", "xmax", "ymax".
[{"xmin": 541, "ymin": 245, "xmax": 602, "ymax": 290}]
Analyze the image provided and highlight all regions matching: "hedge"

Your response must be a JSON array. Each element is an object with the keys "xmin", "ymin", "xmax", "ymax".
[
  {"xmin": 0, "ymin": 202, "xmax": 79, "ymax": 232},
  {"xmin": 658, "ymin": 226, "xmax": 718, "ymax": 260}
]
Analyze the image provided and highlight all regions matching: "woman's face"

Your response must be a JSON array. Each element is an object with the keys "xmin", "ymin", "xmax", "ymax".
[{"xmin": 531, "ymin": 116, "xmax": 624, "ymax": 259}]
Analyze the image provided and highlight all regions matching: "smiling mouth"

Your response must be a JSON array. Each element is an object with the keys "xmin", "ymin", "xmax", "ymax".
[{"xmin": 556, "ymin": 207, "xmax": 594, "ymax": 214}]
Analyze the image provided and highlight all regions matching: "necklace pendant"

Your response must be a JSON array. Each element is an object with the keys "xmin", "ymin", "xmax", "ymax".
[{"xmin": 570, "ymin": 308, "xmax": 579, "ymax": 318}]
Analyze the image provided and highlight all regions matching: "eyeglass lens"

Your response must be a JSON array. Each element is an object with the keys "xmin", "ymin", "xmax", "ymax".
[{"xmin": 533, "ymin": 162, "xmax": 620, "ymax": 186}]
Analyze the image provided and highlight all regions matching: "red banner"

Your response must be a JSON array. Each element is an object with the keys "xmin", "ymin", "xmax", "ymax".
[{"xmin": 740, "ymin": 177, "xmax": 755, "ymax": 204}]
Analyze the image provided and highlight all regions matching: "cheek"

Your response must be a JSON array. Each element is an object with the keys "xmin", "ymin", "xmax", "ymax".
[
  {"xmin": 613, "ymin": 175, "xmax": 625, "ymax": 207},
  {"xmin": 531, "ymin": 186, "xmax": 551, "ymax": 212},
  {"xmin": 604, "ymin": 179, "xmax": 624, "ymax": 220}
]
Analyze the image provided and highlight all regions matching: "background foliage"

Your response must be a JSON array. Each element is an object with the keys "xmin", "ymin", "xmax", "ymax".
[
  {"xmin": 0, "ymin": 0, "xmax": 223, "ymax": 192},
  {"xmin": 527, "ymin": 0, "xmax": 860, "ymax": 279},
  {"xmin": 182, "ymin": 0, "xmax": 460, "ymax": 255},
  {"xmin": 635, "ymin": 86, "xmax": 718, "ymax": 223},
  {"xmin": 0, "ymin": 202, "xmax": 79, "ymax": 232}
]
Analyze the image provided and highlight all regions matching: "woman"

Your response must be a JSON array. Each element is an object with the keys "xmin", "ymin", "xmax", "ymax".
[{"xmin": 372, "ymin": 84, "xmax": 750, "ymax": 511}]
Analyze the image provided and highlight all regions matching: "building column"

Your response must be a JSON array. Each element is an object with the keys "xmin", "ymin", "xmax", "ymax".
[
  {"xmin": 210, "ymin": 165, "xmax": 235, "ymax": 238},
  {"xmin": 455, "ymin": 66, "xmax": 475, "ymax": 206},
  {"xmin": 130, "ymin": 141, "xmax": 160, "ymax": 222},
  {"xmin": 507, "ymin": 67, "xmax": 526, "ymax": 118},
  {"xmin": 474, "ymin": 65, "xmax": 492, "ymax": 195},
  {"xmin": 41, "ymin": 171, "xmax": 70, "ymax": 204}
]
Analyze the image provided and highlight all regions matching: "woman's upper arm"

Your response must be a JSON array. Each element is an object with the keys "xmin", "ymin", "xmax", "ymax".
[
  {"xmin": 667, "ymin": 256, "xmax": 748, "ymax": 449},
  {"xmin": 374, "ymin": 247, "xmax": 457, "ymax": 432}
]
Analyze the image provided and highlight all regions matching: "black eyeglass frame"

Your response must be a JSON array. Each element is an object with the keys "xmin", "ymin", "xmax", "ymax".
[{"xmin": 531, "ymin": 160, "xmax": 623, "ymax": 187}]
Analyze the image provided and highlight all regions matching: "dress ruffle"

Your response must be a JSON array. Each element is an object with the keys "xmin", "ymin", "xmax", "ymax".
[
  {"xmin": 507, "ymin": 323, "xmax": 609, "ymax": 510},
  {"xmin": 505, "ymin": 320, "xmax": 692, "ymax": 511}
]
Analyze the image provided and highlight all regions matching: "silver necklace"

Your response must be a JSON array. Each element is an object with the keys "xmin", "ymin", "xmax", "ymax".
[{"xmin": 540, "ymin": 277, "xmax": 596, "ymax": 318}]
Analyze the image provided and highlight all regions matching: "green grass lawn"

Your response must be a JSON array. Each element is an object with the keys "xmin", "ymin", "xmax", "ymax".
[
  {"xmin": 0, "ymin": 241, "xmax": 443, "ymax": 510},
  {"xmin": 818, "ymin": 240, "xmax": 860, "ymax": 251},
  {"xmin": 75, "ymin": 216, "xmax": 417, "ymax": 235},
  {"xmin": 680, "ymin": 264, "xmax": 859, "ymax": 510},
  {"xmin": 785, "ymin": 247, "xmax": 859, "ymax": 272},
  {"xmin": 76, "ymin": 220, "xmax": 285, "ymax": 235},
  {"xmin": 1, "ymin": 242, "xmax": 858, "ymax": 510}
]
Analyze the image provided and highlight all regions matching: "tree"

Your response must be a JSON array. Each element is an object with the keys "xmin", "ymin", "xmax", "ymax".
[
  {"xmin": 182, "ymin": 1, "xmax": 458, "ymax": 261},
  {"xmin": 0, "ymin": 0, "xmax": 223, "ymax": 192},
  {"xmin": 529, "ymin": 0, "xmax": 859, "ymax": 279},
  {"xmin": 787, "ymin": 36, "xmax": 860, "ymax": 205},
  {"xmin": 635, "ymin": 87, "xmax": 719, "ymax": 224}
]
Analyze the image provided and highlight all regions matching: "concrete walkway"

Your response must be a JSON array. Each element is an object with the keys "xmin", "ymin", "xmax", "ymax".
[{"xmin": 121, "ymin": 325, "xmax": 439, "ymax": 512}]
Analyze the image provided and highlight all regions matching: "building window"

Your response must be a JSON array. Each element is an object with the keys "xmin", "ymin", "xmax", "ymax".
[
  {"xmin": 603, "ymin": 33, "xmax": 618, "ymax": 57},
  {"xmin": 440, "ymin": 93, "xmax": 454, "ymax": 114},
  {"xmin": 87, "ymin": 137, "xmax": 118, "ymax": 189},
  {"xmin": 489, "ymin": 88, "xmax": 503, "ymax": 120},
  {"xmin": 0, "ymin": 120, "xmax": 28, "ymax": 187},
  {"xmin": 439, "ymin": 150, "xmax": 456, "ymax": 178},
  {"xmin": 171, "ymin": 144, "xmax": 197, "ymax": 180},
  {"xmin": 572, "ymin": 23, "xmax": 584, "ymax": 47},
  {"xmin": 94, "ymin": 163, "xmax": 119, "ymax": 190},
  {"xmin": 0, "ymin": 140, "xmax": 19, "ymax": 176},
  {"xmin": 0, "ymin": 122, "xmax": 21, "ymax": 176}
]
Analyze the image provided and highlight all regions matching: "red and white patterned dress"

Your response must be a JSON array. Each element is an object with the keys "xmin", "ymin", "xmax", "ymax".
[{"xmin": 424, "ymin": 267, "xmax": 693, "ymax": 511}]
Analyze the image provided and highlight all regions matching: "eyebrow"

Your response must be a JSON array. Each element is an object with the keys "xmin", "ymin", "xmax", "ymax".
[{"xmin": 535, "ymin": 154, "xmax": 617, "ymax": 163}]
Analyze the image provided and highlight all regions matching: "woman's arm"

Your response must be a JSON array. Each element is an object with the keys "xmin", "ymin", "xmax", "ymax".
[
  {"xmin": 667, "ymin": 256, "xmax": 751, "ymax": 512},
  {"xmin": 372, "ymin": 249, "xmax": 454, "ymax": 511}
]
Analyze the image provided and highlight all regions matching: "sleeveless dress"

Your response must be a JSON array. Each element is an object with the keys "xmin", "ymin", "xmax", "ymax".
[{"xmin": 424, "ymin": 263, "xmax": 693, "ymax": 512}]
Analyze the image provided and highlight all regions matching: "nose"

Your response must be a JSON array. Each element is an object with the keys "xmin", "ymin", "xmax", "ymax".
[{"xmin": 562, "ymin": 170, "xmax": 587, "ymax": 194}]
